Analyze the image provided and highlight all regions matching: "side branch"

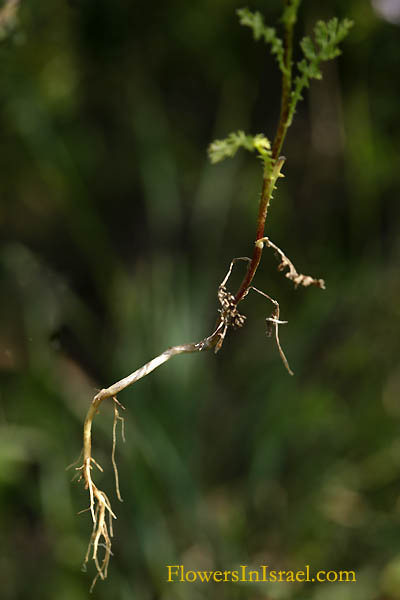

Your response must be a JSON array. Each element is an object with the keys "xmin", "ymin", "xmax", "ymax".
[{"xmin": 256, "ymin": 236, "xmax": 326, "ymax": 289}]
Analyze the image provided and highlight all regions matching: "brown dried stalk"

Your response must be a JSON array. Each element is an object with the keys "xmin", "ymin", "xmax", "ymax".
[{"xmin": 256, "ymin": 236, "xmax": 325, "ymax": 289}]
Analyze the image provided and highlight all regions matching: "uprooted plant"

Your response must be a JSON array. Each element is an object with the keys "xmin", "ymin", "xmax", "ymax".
[{"xmin": 70, "ymin": 0, "xmax": 353, "ymax": 589}]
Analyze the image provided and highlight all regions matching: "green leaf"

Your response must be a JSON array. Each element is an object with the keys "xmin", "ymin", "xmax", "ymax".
[
  {"xmin": 237, "ymin": 8, "xmax": 285, "ymax": 73},
  {"xmin": 300, "ymin": 37, "xmax": 316, "ymax": 61},
  {"xmin": 288, "ymin": 17, "xmax": 353, "ymax": 125},
  {"xmin": 253, "ymin": 134, "xmax": 271, "ymax": 158},
  {"xmin": 208, "ymin": 131, "xmax": 272, "ymax": 167}
]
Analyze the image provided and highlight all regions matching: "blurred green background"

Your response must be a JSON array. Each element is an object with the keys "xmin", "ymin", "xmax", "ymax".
[{"xmin": 1, "ymin": 0, "xmax": 400, "ymax": 598}]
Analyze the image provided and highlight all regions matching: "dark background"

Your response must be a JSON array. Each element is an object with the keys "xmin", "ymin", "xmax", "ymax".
[{"xmin": 1, "ymin": 0, "xmax": 400, "ymax": 598}]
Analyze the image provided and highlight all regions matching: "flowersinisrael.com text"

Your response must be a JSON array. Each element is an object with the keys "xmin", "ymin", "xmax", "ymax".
[{"xmin": 166, "ymin": 565, "xmax": 356, "ymax": 584}]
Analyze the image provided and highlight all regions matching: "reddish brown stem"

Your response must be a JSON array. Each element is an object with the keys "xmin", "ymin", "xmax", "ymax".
[{"xmin": 235, "ymin": 4, "xmax": 295, "ymax": 303}]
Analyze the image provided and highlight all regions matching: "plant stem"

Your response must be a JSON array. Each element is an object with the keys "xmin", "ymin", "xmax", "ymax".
[
  {"xmin": 271, "ymin": 1, "xmax": 295, "ymax": 160},
  {"xmin": 235, "ymin": 0, "xmax": 297, "ymax": 303}
]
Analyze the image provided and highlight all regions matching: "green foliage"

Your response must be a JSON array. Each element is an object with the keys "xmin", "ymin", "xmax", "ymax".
[
  {"xmin": 237, "ymin": 8, "xmax": 285, "ymax": 73},
  {"xmin": 282, "ymin": 0, "xmax": 302, "ymax": 27},
  {"xmin": 288, "ymin": 17, "xmax": 354, "ymax": 125},
  {"xmin": 216, "ymin": 8, "xmax": 353, "ymax": 181},
  {"xmin": 208, "ymin": 130, "xmax": 272, "ymax": 170}
]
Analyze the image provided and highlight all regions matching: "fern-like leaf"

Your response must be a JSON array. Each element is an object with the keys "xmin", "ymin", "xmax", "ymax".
[
  {"xmin": 288, "ymin": 17, "xmax": 353, "ymax": 125},
  {"xmin": 237, "ymin": 8, "xmax": 285, "ymax": 73},
  {"xmin": 208, "ymin": 131, "xmax": 272, "ymax": 169}
]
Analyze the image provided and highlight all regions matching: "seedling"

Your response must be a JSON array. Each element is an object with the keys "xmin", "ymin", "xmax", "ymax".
[{"xmin": 71, "ymin": 1, "xmax": 353, "ymax": 589}]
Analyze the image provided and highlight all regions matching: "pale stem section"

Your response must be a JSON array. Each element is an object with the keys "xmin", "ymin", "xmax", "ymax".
[{"xmin": 79, "ymin": 337, "xmax": 217, "ymax": 589}]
